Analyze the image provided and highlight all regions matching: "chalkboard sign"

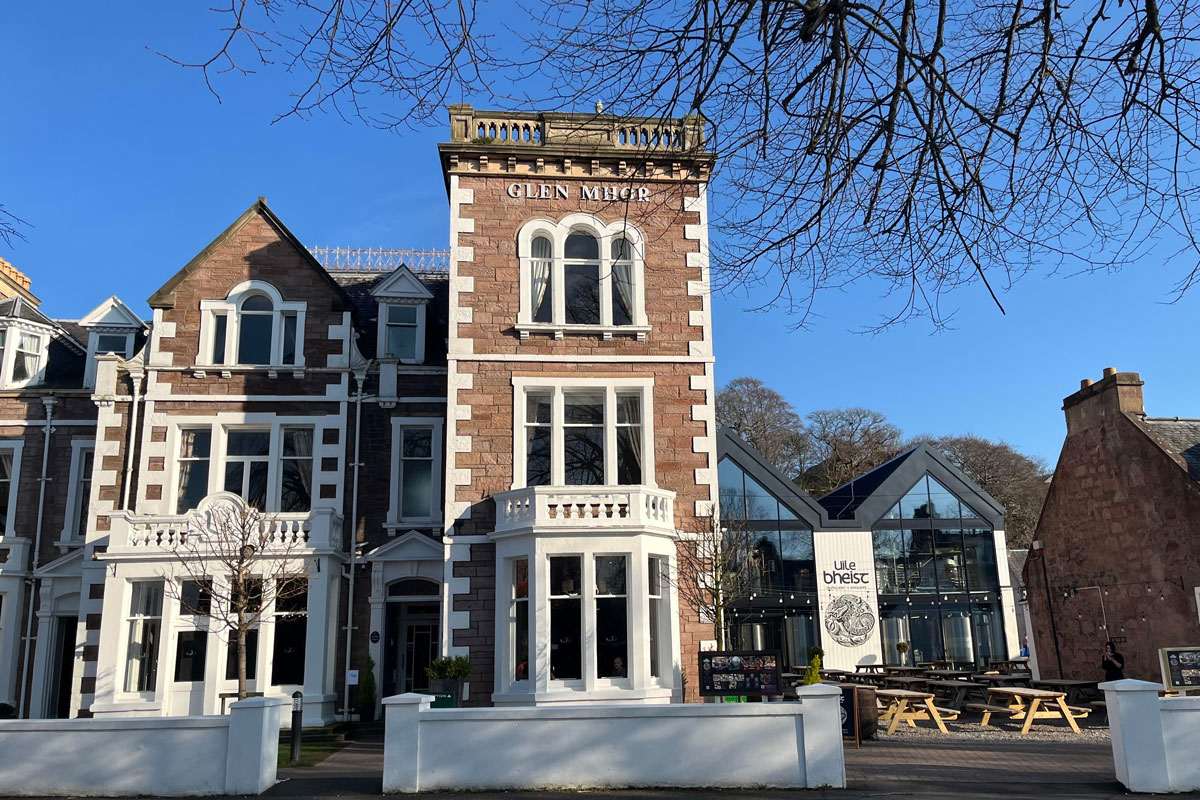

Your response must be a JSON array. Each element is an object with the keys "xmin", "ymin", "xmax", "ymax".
[
  {"xmin": 840, "ymin": 685, "xmax": 861, "ymax": 747},
  {"xmin": 1160, "ymin": 646, "xmax": 1200, "ymax": 691},
  {"xmin": 699, "ymin": 651, "xmax": 781, "ymax": 697}
]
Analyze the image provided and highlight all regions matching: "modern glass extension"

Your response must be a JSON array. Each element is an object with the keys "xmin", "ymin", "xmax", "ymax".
[
  {"xmin": 718, "ymin": 457, "xmax": 818, "ymax": 671},
  {"xmin": 872, "ymin": 474, "xmax": 1005, "ymax": 667}
]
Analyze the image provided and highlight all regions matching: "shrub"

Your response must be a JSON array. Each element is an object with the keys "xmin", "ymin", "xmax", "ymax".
[
  {"xmin": 358, "ymin": 655, "xmax": 377, "ymax": 721},
  {"xmin": 802, "ymin": 654, "xmax": 822, "ymax": 685},
  {"xmin": 426, "ymin": 655, "xmax": 471, "ymax": 680}
]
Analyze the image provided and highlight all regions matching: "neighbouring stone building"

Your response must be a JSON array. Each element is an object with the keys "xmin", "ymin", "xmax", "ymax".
[
  {"xmin": 0, "ymin": 105, "xmax": 1023, "ymax": 724},
  {"xmin": 1026, "ymin": 368, "xmax": 1200, "ymax": 682}
]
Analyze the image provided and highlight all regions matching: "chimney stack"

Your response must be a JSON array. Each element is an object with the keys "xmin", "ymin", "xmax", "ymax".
[
  {"xmin": 1062, "ymin": 367, "xmax": 1145, "ymax": 436},
  {"xmin": 0, "ymin": 257, "xmax": 39, "ymax": 306}
]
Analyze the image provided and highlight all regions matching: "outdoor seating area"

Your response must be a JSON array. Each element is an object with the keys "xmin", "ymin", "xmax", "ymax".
[{"xmin": 821, "ymin": 662, "xmax": 1104, "ymax": 738}]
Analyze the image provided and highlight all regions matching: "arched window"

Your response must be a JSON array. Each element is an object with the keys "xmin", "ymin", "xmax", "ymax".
[
  {"xmin": 516, "ymin": 216, "xmax": 647, "ymax": 340},
  {"xmin": 238, "ymin": 294, "xmax": 274, "ymax": 365},
  {"xmin": 388, "ymin": 578, "xmax": 440, "ymax": 597},
  {"xmin": 200, "ymin": 281, "xmax": 306, "ymax": 367}
]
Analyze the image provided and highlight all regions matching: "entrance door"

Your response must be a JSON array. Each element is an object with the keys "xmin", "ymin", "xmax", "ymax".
[
  {"xmin": 49, "ymin": 617, "xmax": 77, "ymax": 718},
  {"xmin": 384, "ymin": 601, "xmax": 440, "ymax": 696}
]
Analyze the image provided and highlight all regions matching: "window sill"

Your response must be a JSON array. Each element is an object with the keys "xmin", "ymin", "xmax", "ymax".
[
  {"xmin": 514, "ymin": 323, "xmax": 650, "ymax": 342},
  {"xmin": 191, "ymin": 365, "xmax": 306, "ymax": 379},
  {"xmin": 383, "ymin": 520, "xmax": 443, "ymax": 535}
]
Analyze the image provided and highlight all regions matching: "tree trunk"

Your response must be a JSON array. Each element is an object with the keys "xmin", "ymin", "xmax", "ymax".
[{"xmin": 237, "ymin": 586, "xmax": 248, "ymax": 700}]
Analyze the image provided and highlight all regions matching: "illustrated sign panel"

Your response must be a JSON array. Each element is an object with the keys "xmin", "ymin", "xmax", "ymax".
[
  {"xmin": 814, "ymin": 533, "xmax": 882, "ymax": 669},
  {"xmin": 1160, "ymin": 646, "xmax": 1200, "ymax": 691},
  {"xmin": 698, "ymin": 651, "xmax": 781, "ymax": 697}
]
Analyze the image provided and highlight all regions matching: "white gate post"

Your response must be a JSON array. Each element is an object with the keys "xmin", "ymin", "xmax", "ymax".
[
  {"xmin": 795, "ymin": 684, "xmax": 846, "ymax": 788},
  {"xmin": 225, "ymin": 696, "xmax": 287, "ymax": 794},
  {"xmin": 383, "ymin": 693, "xmax": 432, "ymax": 793},
  {"xmin": 1101, "ymin": 678, "xmax": 1168, "ymax": 793}
]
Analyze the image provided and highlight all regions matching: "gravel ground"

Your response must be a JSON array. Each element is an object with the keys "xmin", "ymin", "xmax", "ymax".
[{"xmin": 875, "ymin": 716, "xmax": 1112, "ymax": 743}]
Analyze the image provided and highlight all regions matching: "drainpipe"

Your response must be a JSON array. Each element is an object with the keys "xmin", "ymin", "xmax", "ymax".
[
  {"xmin": 18, "ymin": 395, "xmax": 56, "ymax": 718},
  {"xmin": 121, "ymin": 370, "xmax": 143, "ymax": 511},
  {"xmin": 341, "ymin": 372, "xmax": 366, "ymax": 721},
  {"xmin": 1033, "ymin": 541, "xmax": 1064, "ymax": 677}
]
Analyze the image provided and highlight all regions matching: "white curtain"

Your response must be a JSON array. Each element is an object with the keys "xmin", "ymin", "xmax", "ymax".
[
  {"xmin": 531, "ymin": 236, "xmax": 552, "ymax": 318},
  {"xmin": 611, "ymin": 239, "xmax": 635, "ymax": 324}
]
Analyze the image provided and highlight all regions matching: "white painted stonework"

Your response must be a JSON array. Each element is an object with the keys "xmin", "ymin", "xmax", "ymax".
[
  {"xmin": 382, "ymin": 685, "xmax": 846, "ymax": 792},
  {"xmin": 0, "ymin": 696, "xmax": 284, "ymax": 796},
  {"xmin": 1102, "ymin": 679, "xmax": 1200, "ymax": 792}
]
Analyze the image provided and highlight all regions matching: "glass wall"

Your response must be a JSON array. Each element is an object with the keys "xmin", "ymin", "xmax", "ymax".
[
  {"xmin": 872, "ymin": 474, "xmax": 1004, "ymax": 667},
  {"xmin": 719, "ymin": 457, "xmax": 818, "ymax": 671}
]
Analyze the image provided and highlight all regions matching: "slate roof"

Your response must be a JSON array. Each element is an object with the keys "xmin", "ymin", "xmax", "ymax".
[
  {"xmin": 1139, "ymin": 417, "xmax": 1200, "ymax": 480},
  {"xmin": 330, "ymin": 270, "xmax": 449, "ymax": 368},
  {"xmin": 816, "ymin": 447, "xmax": 915, "ymax": 521}
]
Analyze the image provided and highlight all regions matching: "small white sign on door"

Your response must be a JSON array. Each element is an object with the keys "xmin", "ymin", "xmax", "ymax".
[{"xmin": 347, "ymin": 670, "xmax": 360, "ymax": 686}]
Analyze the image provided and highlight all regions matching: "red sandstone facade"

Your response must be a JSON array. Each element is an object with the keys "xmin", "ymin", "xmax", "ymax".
[{"xmin": 1026, "ymin": 368, "xmax": 1200, "ymax": 682}]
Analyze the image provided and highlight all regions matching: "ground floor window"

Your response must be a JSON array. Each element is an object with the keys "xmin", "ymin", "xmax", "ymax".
[
  {"xmin": 595, "ymin": 556, "xmax": 627, "ymax": 678},
  {"xmin": 878, "ymin": 598, "xmax": 1005, "ymax": 666},
  {"xmin": 226, "ymin": 630, "xmax": 259, "ymax": 681},
  {"xmin": 270, "ymin": 579, "xmax": 308, "ymax": 685},
  {"xmin": 549, "ymin": 556, "xmax": 583, "ymax": 680},
  {"xmin": 124, "ymin": 581, "xmax": 164, "ymax": 693}
]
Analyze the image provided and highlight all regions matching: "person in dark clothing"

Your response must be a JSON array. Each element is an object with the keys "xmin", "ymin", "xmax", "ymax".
[{"xmin": 1102, "ymin": 640, "xmax": 1125, "ymax": 681}]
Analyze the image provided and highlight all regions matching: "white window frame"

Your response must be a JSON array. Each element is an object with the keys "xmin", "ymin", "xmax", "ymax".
[
  {"xmin": 515, "ymin": 214, "xmax": 649, "ymax": 341},
  {"xmin": 0, "ymin": 440, "xmax": 22, "ymax": 539},
  {"xmin": 168, "ymin": 417, "xmax": 325, "ymax": 514},
  {"xmin": 198, "ymin": 280, "xmax": 307, "ymax": 368},
  {"xmin": 386, "ymin": 417, "xmax": 444, "ymax": 528},
  {"xmin": 83, "ymin": 329, "xmax": 135, "ymax": 389},
  {"xmin": 376, "ymin": 301, "xmax": 428, "ymax": 364},
  {"xmin": 0, "ymin": 323, "xmax": 50, "ymax": 389},
  {"xmin": 511, "ymin": 377, "xmax": 655, "ymax": 490},
  {"xmin": 59, "ymin": 439, "xmax": 94, "ymax": 546},
  {"xmin": 120, "ymin": 579, "xmax": 166, "ymax": 699}
]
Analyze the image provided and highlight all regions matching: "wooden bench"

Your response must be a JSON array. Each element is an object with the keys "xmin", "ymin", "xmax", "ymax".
[
  {"xmin": 966, "ymin": 702, "xmax": 1018, "ymax": 726},
  {"xmin": 1063, "ymin": 704, "xmax": 1092, "ymax": 719}
]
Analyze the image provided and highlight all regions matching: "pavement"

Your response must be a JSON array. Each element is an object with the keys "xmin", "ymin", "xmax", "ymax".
[{"xmin": 257, "ymin": 727, "xmax": 1200, "ymax": 800}]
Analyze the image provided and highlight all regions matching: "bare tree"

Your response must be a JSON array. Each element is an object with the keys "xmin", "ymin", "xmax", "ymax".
[
  {"xmin": 162, "ymin": 497, "xmax": 310, "ymax": 700},
  {"xmin": 800, "ymin": 407, "xmax": 905, "ymax": 497},
  {"xmin": 716, "ymin": 377, "xmax": 813, "ymax": 479},
  {"xmin": 167, "ymin": 0, "xmax": 1200, "ymax": 328},
  {"xmin": 927, "ymin": 434, "xmax": 1049, "ymax": 549},
  {"xmin": 673, "ymin": 510, "xmax": 760, "ymax": 651}
]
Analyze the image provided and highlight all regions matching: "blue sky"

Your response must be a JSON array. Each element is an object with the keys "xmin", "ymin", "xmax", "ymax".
[{"xmin": 3, "ymin": 3, "xmax": 1196, "ymax": 467}]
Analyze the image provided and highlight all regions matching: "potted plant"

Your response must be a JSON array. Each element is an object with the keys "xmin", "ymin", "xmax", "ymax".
[
  {"xmin": 357, "ymin": 655, "xmax": 377, "ymax": 722},
  {"xmin": 426, "ymin": 655, "xmax": 471, "ymax": 706},
  {"xmin": 896, "ymin": 641, "xmax": 910, "ymax": 665}
]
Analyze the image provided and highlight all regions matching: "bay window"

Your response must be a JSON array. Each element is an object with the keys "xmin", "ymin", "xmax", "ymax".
[
  {"xmin": 224, "ymin": 430, "xmax": 270, "ymax": 509},
  {"xmin": 511, "ymin": 558, "xmax": 529, "ymax": 682},
  {"xmin": 516, "ymin": 215, "xmax": 648, "ymax": 339},
  {"xmin": 595, "ymin": 556, "xmax": 628, "ymax": 679},
  {"xmin": 549, "ymin": 556, "xmax": 582, "ymax": 681},
  {"xmin": 514, "ymin": 379, "xmax": 654, "ymax": 489},
  {"xmin": 124, "ymin": 581, "xmax": 164, "ymax": 693}
]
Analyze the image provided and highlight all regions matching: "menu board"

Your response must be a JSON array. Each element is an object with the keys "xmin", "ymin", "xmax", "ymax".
[
  {"xmin": 840, "ymin": 685, "xmax": 861, "ymax": 747},
  {"xmin": 1160, "ymin": 647, "xmax": 1200, "ymax": 691},
  {"xmin": 699, "ymin": 651, "xmax": 781, "ymax": 697}
]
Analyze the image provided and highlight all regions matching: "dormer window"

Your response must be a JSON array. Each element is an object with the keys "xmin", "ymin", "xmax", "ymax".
[
  {"xmin": 369, "ymin": 265, "xmax": 433, "ymax": 365},
  {"xmin": 0, "ymin": 325, "xmax": 49, "ymax": 389},
  {"xmin": 200, "ymin": 281, "xmax": 306, "ymax": 368},
  {"xmin": 79, "ymin": 296, "xmax": 145, "ymax": 389}
]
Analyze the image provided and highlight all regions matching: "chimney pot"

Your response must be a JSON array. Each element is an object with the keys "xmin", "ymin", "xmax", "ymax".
[
  {"xmin": 1103, "ymin": 367, "xmax": 1117, "ymax": 378},
  {"xmin": 1081, "ymin": 379, "xmax": 1093, "ymax": 389}
]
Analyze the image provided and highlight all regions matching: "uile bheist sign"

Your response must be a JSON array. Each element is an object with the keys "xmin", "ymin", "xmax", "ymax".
[{"xmin": 507, "ymin": 182, "xmax": 652, "ymax": 203}]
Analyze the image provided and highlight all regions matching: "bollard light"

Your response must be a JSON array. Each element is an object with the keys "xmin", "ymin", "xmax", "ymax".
[{"xmin": 290, "ymin": 691, "xmax": 303, "ymax": 764}]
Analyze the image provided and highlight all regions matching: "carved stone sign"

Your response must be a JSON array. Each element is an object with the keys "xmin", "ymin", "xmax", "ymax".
[{"xmin": 506, "ymin": 182, "xmax": 652, "ymax": 203}]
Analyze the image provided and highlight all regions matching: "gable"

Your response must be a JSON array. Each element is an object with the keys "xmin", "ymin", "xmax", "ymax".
[
  {"xmin": 370, "ymin": 265, "xmax": 435, "ymax": 301},
  {"xmin": 147, "ymin": 198, "xmax": 351, "ymax": 312},
  {"xmin": 79, "ymin": 296, "xmax": 144, "ymax": 329}
]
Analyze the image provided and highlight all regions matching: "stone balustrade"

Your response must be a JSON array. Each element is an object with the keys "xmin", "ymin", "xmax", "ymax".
[
  {"xmin": 493, "ymin": 485, "xmax": 676, "ymax": 536},
  {"xmin": 448, "ymin": 104, "xmax": 707, "ymax": 153}
]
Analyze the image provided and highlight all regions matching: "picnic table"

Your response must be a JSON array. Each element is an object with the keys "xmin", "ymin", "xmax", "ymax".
[
  {"xmin": 1031, "ymin": 679, "xmax": 1099, "ymax": 705},
  {"xmin": 876, "ymin": 688, "xmax": 960, "ymax": 734},
  {"xmin": 855, "ymin": 664, "xmax": 887, "ymax": 674},
  {"xmin": 925, "ymin": 679, "xmax": 987, "ymax": 710},
  {"xmin": 972, "ymin": 672, "xmax": 1033, "ymax": 688},
  {"xmin": 884, "ymin": 666, "xmax": 928, "ymax": 675},
  {"xmin": 883, "ymin": 675, "xmax": 929, "ymax": 690},
  {"xmin": 924, "ymin": 669, "xmax": 975, "ymax": 680},
  {"xmin": 967, "ymin": 687, "xmax": 1090, "ymax": 735}
]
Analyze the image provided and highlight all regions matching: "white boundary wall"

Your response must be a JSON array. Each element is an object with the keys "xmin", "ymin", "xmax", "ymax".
[
  {"xmin": 0, "ymin": 696, "xmax": 285, "ymax": 796},
  {"xmin": 383, "ymin": 685, "xmax": 845, "ymax": 793},
  {"xmin": 1101, "ymin": 679, "xmax": 1200, "ymax": 793}
]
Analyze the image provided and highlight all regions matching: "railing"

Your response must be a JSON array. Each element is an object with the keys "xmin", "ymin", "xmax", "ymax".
[
  {"xmin": 449, "ymin": 105, "xmax": 707, "ymax": 153},
  {"xmin": 493, "ymin": 486, "xmax": 676, "ymax": 536},
  {"xmin": 105, "ymin": 505, "xmax": 342, "ymax": 555},
  {"xmin": 309, "ymin": 247, "xmax": 450, "ymax": 273}
]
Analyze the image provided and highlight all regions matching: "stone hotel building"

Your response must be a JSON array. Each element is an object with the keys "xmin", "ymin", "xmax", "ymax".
[{"xmin": 0, "ymin": 106, "xmax": 1019, "ymax": 723}]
